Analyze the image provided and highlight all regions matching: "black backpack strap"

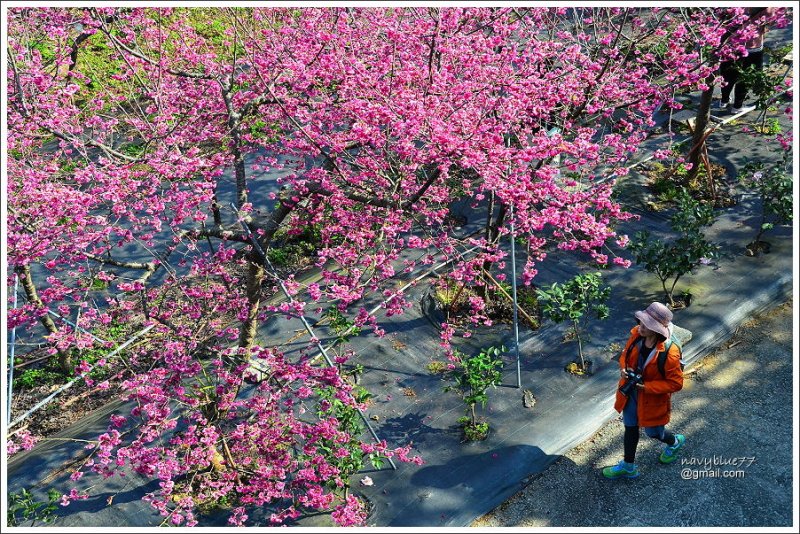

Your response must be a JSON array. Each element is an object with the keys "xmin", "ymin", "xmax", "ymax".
[
  {"xmin": 657, "ymin": 339, "xmax": 683, "ymax": 378},
  {"xmin": 625, "ymin": 335, "xmax": 642, "ymax": 365},
  {"xmin": 657, "ymin": 350, "xmax": 669, "ymax": 378}
]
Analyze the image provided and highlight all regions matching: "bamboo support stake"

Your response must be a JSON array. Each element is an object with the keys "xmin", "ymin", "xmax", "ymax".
[{"xmin": 482, "ymin": 269, "xmax": 538, "ymax": 328}]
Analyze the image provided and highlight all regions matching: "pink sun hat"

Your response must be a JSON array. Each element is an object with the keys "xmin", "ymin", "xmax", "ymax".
[{"xmin": 635, "ymin": 302, "xmax": 673, "ymax": 339}]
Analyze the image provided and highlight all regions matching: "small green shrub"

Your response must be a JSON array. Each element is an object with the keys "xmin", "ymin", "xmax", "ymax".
[
  {"xmin": 765, "ymin": 43, "xmax": 792, "ymax": 63},
  {"xmin": 518, "ymin": 292, "xmax": 540, "ymax": 329},
  {"xmin": 536, "ymin": 272, "xmax": 610, "ymax": 372},
  {"xmin": 7, "ymin": 488, "xmax": 60, "ymax": 526},
  {"xmin": 629, "ymin": 188, "xmax": 718, "ymax": 306},
  {"xmin": 325, "ymin": 308, "xmax": 361, "ymax": 341},
  {"xmin": 433, "ymin": 280, "xmax": 463, "ymax": 307},
  {"xmin": 648, "ymin": 168, "xmax": 681, "ymax": 202},
  {"xmin": 266, "ymin": 246, "xmax": 291, "ymax": 266},
  {"xmin": 351, "ymin": 384, "xmax": 373, "ymax": 405},
  {"xmin": 120, "ymin": 143, "xmax": 147, "ymax": 158},
  {"xmin": 14, "ymin": 368, "xmax": 63, "ymax": 390},
  {"xmin": 756, "ymin": 117, "xmax": 782, "ymax": 135},
  {"xmin": 196, "ymin": 493, "xmax": 232, "ymax": 515},
  {"xmin": 738, "ymin": 156, "xmax": 793, "ymax": 248},
  {"xmin": 432, "ymin": 279, "xmax": 482, "ymax": 323},
  {"xmin": 445, "ymin": 346, "xmax": 505, "ymax": 439},
  {"xmin": 457, "ymin": 417, "xmax": 489, "ymax": 441},
  {"xmin": 310, "ymin": 384, "xmax": 389, "ymax": 487},
  {"xmin": 736, "ymin": 61, "xmax": 787, "ymax": 133},
  {"xmin": 266, "ymin": 225, "xmax": 320, "ymax": 267},
  {"xmin": 427, "ymin": 361, "xmax": 449, "ymax": 374}
]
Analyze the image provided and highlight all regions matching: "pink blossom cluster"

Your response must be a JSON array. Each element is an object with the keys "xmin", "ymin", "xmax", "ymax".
[
  {"xmin": 8, "ymin": 7, "xmax": 784, "ymax": 346},
  {"xmin": 6, "ymin": 430, "xmax": 39, "ymax": 456},
  {"xmin": 61, "ymin": 345, "xmax": 420, "ymax": 526}
]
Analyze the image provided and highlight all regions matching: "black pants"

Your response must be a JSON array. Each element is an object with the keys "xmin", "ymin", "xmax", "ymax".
[
  {"xmin": 719, "ymin": 50, "xmax": 764, "ymax": 108},
  {"xmin": 624, "ymin": 425, "xmax": 676, "ymax": 464}
]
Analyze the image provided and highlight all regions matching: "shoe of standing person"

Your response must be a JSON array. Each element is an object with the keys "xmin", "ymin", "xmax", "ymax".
[
  {"xmin": 602, "ymin": 460, "xmax": 640, "ymax": 479},
  {"xmin": 659, "ymin": 434, "xmax": 686, "ymax": 464},
  {"xmin": 730, "ymin": 104, "xmax": 756, "ymax": 114}
]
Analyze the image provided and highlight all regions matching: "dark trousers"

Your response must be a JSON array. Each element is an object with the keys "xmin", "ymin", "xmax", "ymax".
[
  {"xmin": 624, "ymin": 425, "xmax": 676, "ymax": 464},
  {"xmin": 720, "ymin": 50, "xmax": 764, "ymax": 108}
]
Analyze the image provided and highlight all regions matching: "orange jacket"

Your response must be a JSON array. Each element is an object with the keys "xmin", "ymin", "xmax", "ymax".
[{"xmin": 613, "ymin": 326, "xmax": 683, "ymax": 427}]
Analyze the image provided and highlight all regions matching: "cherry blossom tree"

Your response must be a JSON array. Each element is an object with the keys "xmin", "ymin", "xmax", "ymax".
[{"xmin": 7, "ymin": 7, "xmax": 780, "ymax": 526}]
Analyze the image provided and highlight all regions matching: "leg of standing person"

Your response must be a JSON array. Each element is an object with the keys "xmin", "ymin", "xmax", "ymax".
[
  {"xmin": 719, "ymin": 59, "xmax": 739, "ymax": 107},
  {"xmin": 624, "ymin": 425, "xmax": 640, "ymax": 464},
  {"xmin": 644, "ymin": 426, "xmax": 686, "ymax": 464},
  {"xmin": 603, "ymin": 393, "xmax": 641, "ymax": 479},
  {"xmin": 732, "ymin": 50, "xmax": 764, "ymax": 110}
]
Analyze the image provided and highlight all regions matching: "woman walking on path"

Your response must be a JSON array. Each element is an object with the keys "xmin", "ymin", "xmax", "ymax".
[{"xmin": 603, "ymin": 302, "xmax": 686, "ymax": 479}]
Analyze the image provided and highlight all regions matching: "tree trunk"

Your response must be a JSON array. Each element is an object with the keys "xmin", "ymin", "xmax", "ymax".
[
  {"xmin": 687, "ymin": 83, "xmax": 714, "ymax": 186},
  {"xmin": 478, "ymin": 192, "xmax": 497, "ymax": 300},
  {"xmin": 663, "ymin": 278, "xmax": 676, "ymax": 308},
  {"xmin": 211, "ymin": 192, "xmax": 222, "ymax": 227},
  {"xmin": 480, "ymin": 199, "xmax": 508, "ymax": 299},
  {"xmin": 753, "ymin": 227, "xmax": 765, "ymax": 245},
  {"xmin": 573, "ymin": 319, "xmax": 584, "ymax": 369},
  {"xmin": 489, "ymin": 204, "xmax": 508, "ymax": 247},
  {"xmin": 484, "ymin": 191, "xmax": 496, "ymax": 244},
  {"xmin": 237, "ymin": 259, "xmax": 265, "ymax": 353},
  {"xmin": 231, "ymin": 141, "xmax": 248, "ymax": 211},
  {"xmin": 447, "ymin": 282, "xmax": 466, "ymax": 319},
  {"xmin": 221, "ymin": 80, "xmax": 248, "ymax": 211},
  {"xmin": 15, "ymin": 264, "xmax": 71, "ymax": 371}
]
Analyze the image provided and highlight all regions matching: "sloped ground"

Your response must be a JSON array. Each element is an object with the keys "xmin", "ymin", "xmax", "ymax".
[
  {"xmin": 7, "ymin": 79, "xmax": 795, "ymax": 531},
  {"xmin": 6, "ymin": 23, "xmax": 795, "ymax": 530},
  {"xmin": 474, "ymin": 298, "xmax": 794, "ymax": 528}
]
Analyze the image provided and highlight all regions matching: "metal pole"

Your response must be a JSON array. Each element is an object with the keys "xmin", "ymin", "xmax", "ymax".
[
  {"xmin": 503, "ymin": 133, "xmax": 522, "ymax": 389},
  {"xmin": 233, "ymin": 204, "xmax": 397, "ymax": 469},
  {"xmin": 46, "ymin": 309, "xmax": 109, "ymax": 344},
  {"xmin": 509, "ymin": 205, "xmax": 521, "ymax": 388},
  {"xmin": 8, "ymin": 323, "xmax": 155, "ymax": 429},
  {"xmin": 7, "ymin": 274, "xmax": 20, "ymax": 426}
]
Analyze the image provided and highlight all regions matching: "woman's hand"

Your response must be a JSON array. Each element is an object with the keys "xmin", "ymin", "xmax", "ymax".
[{"xmin": 621, "ymin": 367, "xmax": 634, "ymax": 379}]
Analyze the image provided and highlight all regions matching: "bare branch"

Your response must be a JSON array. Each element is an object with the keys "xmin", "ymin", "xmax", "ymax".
[
  {"xmin": 84, "ymin": 253, "xmax": 156, "ymax": 271},
  {"xmin": 96, "ymin": 14, "xmax": 215, "ymax": 80},
  {"xmin": 47, "ymin": 127, "xmax": 141, "ymax": 162}
]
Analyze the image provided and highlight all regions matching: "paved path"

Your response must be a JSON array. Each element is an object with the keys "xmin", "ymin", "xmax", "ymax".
[{"xmin": 474, "ymin": 298, "xmax": 795, "ymax": 528}]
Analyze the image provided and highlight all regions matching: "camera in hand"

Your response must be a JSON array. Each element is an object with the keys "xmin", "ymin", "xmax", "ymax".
[{"xmin": 619, "ymin": 370, "xmax": 643, "ymax": 397}]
